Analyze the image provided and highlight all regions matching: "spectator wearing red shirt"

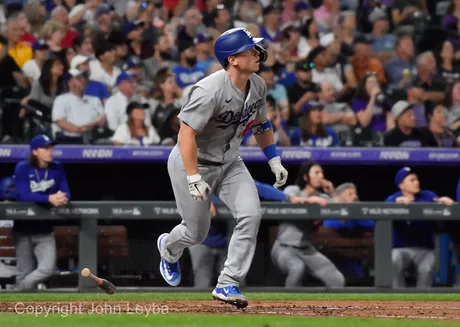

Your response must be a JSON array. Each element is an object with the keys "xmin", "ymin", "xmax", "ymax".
[
  {"xmin": 50, "ymin": 5, "xmax": 79, "ymax": 49},
  {"xmin": 163, "ymin": 0, "xmax": 189, "ymax": 18}
]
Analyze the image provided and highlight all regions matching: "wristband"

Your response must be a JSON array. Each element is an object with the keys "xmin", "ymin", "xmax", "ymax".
[
  {"xmin": 263, "ymin": 144, "xmax": 278, "ymax": 161},
  {"xmin": 187, "ymin": 174, "xmax": 201, "ymax": 183},
  {"xmin": 251, "ymin": 120, "xmax": 272, "ymax": 135}
]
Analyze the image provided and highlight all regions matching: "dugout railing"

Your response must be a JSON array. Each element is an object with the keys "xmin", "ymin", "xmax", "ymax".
[{"xmin": 1, "ymin": 201, "xmax": 458, "ymax": 291}]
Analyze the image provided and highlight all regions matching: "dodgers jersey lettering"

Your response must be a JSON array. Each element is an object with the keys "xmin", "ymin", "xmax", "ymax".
[{"xmin": 177, "ymin": 69, "xmax": 267, "ymax": 163}]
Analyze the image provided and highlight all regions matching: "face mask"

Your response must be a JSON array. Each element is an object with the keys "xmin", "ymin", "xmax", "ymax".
[
  {"xmin": 160, "ymin": 51, "xmax": 173, "ymax": 60},
  {"xmin": 186, "ymin": 57, "xmax": 197, "ymax": 67}
]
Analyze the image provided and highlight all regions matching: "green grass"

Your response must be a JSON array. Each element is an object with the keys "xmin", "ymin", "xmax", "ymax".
[
  {"xmin": 0, "ymin": 314, "xmax": 458, "ymax": 327},
  {"xmin": 2, "ymin": 293, "xmax": 459, "ymax": 326},
  {"xmin": 1, "ymin": 292, "xmax": 460, "ymax": 302}
]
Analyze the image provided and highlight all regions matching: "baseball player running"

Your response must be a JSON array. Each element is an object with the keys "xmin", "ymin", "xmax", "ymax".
[{"xmin": 157, "ymin": 27, "xmax": 288, "ymax": 308}]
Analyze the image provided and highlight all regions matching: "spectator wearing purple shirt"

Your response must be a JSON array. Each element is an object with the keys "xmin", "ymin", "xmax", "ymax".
[
  {"xmin": 352, "ymin": 72, "xmax": 389, "ymax": 132},
  {"xmin": 442, "ymin": 2, "xmax": 460, "ymax": 53}
]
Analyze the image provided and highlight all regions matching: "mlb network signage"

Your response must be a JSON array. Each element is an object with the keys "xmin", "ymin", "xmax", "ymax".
[
  {"xmin": 0, "ymin": 145, "xmax": 459, "ymax": 164},
  {"xmin": 1, "ymin": 202, "xmax": 460, "ymax": 221}
]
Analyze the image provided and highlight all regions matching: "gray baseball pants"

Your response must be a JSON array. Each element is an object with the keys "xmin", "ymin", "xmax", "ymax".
[
  {"xmin": 14, "ymin": 232, "xmax": 56, "ymax": 290},
  {"xmin": 161, "ymin": 147, "xmax": 262, "ymax": 288},
  {"xmin": 392, "ymin": 247, "xmax": 435, "ymax": 288},
  {"xmin": 271, "ymin": 241, "xmax": 346, "ymax": 288}
]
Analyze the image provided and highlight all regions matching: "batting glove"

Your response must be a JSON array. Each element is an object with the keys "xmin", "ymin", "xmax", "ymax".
[
  {"xmin": 187, "ymin": 174, "xmax": 211, "ymax": 201},
  {"xmin": 268, "ymin": 156, "xmax": 288, "ymax": 188}
]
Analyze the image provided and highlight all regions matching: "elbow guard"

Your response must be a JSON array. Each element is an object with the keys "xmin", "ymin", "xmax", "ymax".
[{"xmin": 251, "ymin": 120, "xmax": 272, "ymax": 135}]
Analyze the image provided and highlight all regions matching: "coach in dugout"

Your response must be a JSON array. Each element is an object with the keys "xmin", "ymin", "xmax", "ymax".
[
  {"xmin": 13, "ymin": 134, "xmax": 71, "ymax": 290},
  {"xmin": 385, "ymin": 167, "xmax": 454, "ymax": 289}
]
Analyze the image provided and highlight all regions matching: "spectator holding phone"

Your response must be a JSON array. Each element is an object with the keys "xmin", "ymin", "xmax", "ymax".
[
  {"xmin": 352, "ymin": 72, "xmax": 390, "ymax": 133},
  {"xmin": 13, "ymin": 134, "xmax": 71, "ymax": 290}
]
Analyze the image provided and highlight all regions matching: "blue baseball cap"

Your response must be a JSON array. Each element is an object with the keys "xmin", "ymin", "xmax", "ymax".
[
  {"xmin": 116, "ymin": 71, "xmax": 135, "ymax": 86},
  {"xmin": 124, "ymin": 19, "xmax": 144, "ymax": 36},
  {"xmin": 394, "ymin": 167, "xmax": 414, "ymax": 186},
  {"xmin": 122, "ymin": 57, "xmax": 141, "ymax": 70},
  {"xmin": 194, "ymin": 33, "xmax": 213, "ymax": 45},
  {"xmin": 30, "ymin": 134, "xmax": 56, "ymax": 150},
  {"xmin": 95, "ymin": 5, "xmax": 110, "ymax": 19},
  {"xmin": 295, "ymin": 1, "xmax": 311, "ymax": 11},
  {"xmin": 32, "ymin": 40, "xmax": 49, "ymax": 52},
  {"xmin": 301, "ymin": 101, "xmax": 324, "ymax": 115}
]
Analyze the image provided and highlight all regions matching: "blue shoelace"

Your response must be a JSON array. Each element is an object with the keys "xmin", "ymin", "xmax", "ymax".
[{"xmin": 165, "ymin": 260, "xmax": 180, "ymax": 273}]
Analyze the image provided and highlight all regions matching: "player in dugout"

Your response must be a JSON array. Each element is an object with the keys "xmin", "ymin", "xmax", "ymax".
[
  {"xmin": 12, "ymin": 134, "xmax": 71, "ymax": 290},
  {"xmin": 271, "ymin": 160, "xmax": 346, "ymax": 288},
  {"xmin": 385, "ymin": 167, "xmax": 454, "ymax": 288}
]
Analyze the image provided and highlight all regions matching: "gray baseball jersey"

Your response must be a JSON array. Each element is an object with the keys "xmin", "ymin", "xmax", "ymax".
[
  {"xmin": 177, "ymin": 69, "xmax": 267, "ymax": 163},
  {"xmin": 276, "ymin": 185, "xmax": 330, "ymax": 247}
]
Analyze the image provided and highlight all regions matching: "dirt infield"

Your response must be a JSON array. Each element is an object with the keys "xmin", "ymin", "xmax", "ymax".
[{"xmin": 1, "ymin": 300, "xmax": 460, "ymax": 321}]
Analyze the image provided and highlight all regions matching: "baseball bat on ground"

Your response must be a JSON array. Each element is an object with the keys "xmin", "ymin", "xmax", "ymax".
[{"xmin": 81, "ymin": 268, "xmax": 116, "ymax": 295}]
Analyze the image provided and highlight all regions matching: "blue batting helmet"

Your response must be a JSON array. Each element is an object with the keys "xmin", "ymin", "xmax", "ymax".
[{"xmin": 214, "ymin": 28, "xmax": 268, "ymax": 68}]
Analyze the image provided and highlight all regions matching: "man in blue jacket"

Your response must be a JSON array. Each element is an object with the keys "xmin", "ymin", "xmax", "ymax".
[
  {"xmin": 13, "ymin": 134, "xmax": 71, "ymax": 290},
  {"xmin": 385, "ymin": 167, "xmax": 453, "ymax": 288}
]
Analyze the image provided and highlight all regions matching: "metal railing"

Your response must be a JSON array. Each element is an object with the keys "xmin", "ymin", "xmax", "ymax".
[{"xmin": 2, "ymin": 201, "xmax": 458, "ymax": 290}]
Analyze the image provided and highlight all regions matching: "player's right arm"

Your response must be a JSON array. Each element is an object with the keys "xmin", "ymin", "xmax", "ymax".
[
  {"xmin": 177, "ymin": 85, "xmax": 215, "ymax": 201},
  {"xmin": 178, "ymin": 123, "xmax": 199, "ymax": 176}
]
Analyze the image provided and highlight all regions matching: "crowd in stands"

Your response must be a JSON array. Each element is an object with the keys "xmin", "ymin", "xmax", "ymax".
[{"xmin": 0, "ymin": 0, "xmax": 458, "ymax": 148}]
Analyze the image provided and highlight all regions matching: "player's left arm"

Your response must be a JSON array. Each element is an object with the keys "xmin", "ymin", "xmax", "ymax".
[{"xmin": 252, "ymin": 117, "xmax": 288, "ymax": 188}]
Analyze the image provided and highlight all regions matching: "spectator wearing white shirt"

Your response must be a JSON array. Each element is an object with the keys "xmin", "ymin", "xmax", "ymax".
[
  {"xmin": 70, "ymin": 54, "xmax": 110, "ymax": 103},
  {"xmin": 307, "ymin": 45, "xmax": 344, "ymax": 95},
  {"xmin": 68, "ymin": 0, "xmax": 99, "ymax": 28},
  {"xmin": 51, "ymin": 68, "xmax": 106, "ymax": 144},
  {"xmin": 111, "ymin": 101, "xmax": 160, "ymax": 146},
  {"xmin": 320, "ymin": 33, "xmax": 357, "ymax": 101},
  {"xmin": 89, "ymin": 40, "xmax": 121, "ymax": 91},
  {"xmin": 105, "ymin": 71, "xmax": 150, "ymax": 133},
  {"xmin": 22, "ymin": 40, "xmax": 49, "ymax": 84}
]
